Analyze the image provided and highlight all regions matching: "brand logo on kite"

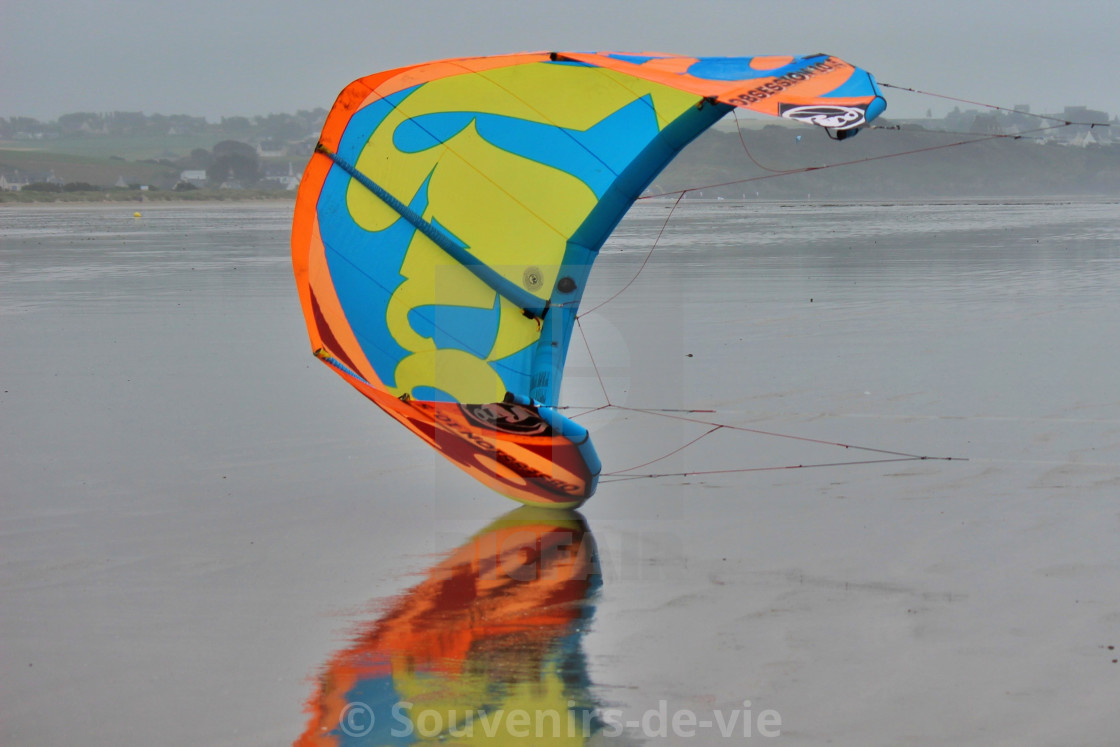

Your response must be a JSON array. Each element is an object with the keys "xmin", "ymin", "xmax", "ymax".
[
  {"xmin": 461, "ymin": 402, "xmax": 552, "ymax": 436},
  {"xmin": 780, "ymin": 104, "xmax": 867, "ymax": 130}
]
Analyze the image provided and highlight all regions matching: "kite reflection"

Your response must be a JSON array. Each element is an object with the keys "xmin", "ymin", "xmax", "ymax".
[{"xmin": 297, "ymin": 507, "xmax": 601, "ymax": 745}]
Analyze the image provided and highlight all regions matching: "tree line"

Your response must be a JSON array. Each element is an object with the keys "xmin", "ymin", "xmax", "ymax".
[{"xmin": 0, "ymin": 109, "xmax": 327, "ymax": 142}]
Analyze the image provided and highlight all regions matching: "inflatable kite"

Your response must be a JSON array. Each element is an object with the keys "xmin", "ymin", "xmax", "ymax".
[{"xmin": 292, "ymin": 52, "xmax": 886, "ymax": 508}]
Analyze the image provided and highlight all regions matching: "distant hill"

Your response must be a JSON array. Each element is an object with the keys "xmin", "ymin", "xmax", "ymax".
[
  {"xmin": 1, "ymin": 110, "xmax": 324, "ymax": 200},
  {"xmin": 4, "ymin": 110, "xmax": 1119, "ymax": 201}
]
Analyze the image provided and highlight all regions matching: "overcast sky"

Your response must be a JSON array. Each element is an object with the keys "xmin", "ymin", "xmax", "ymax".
[{"xmin": 4, "ymin": 0, "xmax": 1118, "ymax": 122}]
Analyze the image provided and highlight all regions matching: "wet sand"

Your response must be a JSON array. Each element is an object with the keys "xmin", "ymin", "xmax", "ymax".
[{"xmin": 2, "ymin": 200, "xmax": 1118, "ymax": 745}]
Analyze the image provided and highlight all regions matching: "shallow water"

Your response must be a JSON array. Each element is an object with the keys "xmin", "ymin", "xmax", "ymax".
[{"xmin": 2, "ymin": 200, "xmax": 1119, "ymax": 745}]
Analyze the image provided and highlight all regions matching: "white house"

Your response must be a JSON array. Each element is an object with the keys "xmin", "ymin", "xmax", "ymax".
[
  {"xmin": 179, "ymin": 169, "xmax": 207, "ymax": 186},
  {"xmin": 0, "ymin": 173, "xmax": 29, "ymax": 191},
  {"xmin": 262, "ymin": 162, "xmax": 301, "ymax": 190}
]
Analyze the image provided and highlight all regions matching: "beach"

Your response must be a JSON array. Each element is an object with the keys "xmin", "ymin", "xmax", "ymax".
[{"xmin": 2, "ymin": 199, "xmax": 1118, "ymax": 745}]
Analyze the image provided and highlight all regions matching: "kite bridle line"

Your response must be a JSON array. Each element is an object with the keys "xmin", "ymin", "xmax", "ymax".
[
  {"xmin": 605, "ymin": 406, "xmax": 963, "ymax": 480},
  {"xmin": 599, "ymin": 456, "xmax": 940, "ymax": 483},
  {"xmin": 636, "ymin": 82, "xmax": 1112, "ymax": 199},
  {"xmin": 316, "ymin": 78, "xmax": 1078, "ymax": 485},
  {"xmin": 576, "ymin": 192, "xmax": 685, "ymax": 319},
  {"xmin": 587, "ymin": 84, "xmax": 1111, "ymax": 303},
  {"xmin": 557, "ymin": 392, "xmax": 963, "ymax": 483},
  {"xmin": 566, "ymin": 84, "xmax": 1112, "ymax": 483},
  {"xmin": 639, "ymin": 119, "xmax": 1077, "ymax": 200},
  {"xmin": 878, "ymin": 82, "xmax": 1113, "ymax": 130}
]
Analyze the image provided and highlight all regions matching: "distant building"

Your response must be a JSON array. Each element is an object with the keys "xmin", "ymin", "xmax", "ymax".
[
  {"xmin": 257, "ymin": 140, "xmax": 287, "ymax": 157},
  {"xmin": 1059, "ymin": 106, "xmax": 1112, "ymax": 146},
  {"xmin": 1069, "ymin": 129, "xmax": 1100, "ymax": 147},
  {"xmin": 1063, "ymin": 106, "xmax": 1109, "ymax": 124},
  {"xmin": 0, "ymin": 172, "xmax": 29, "ymax": 191},
  {"xmin": 261, "ymin": 162, "xmax": 301, "ymax": 190},
  {"xmin": 179, "ymin": 169, "xmax": 207, "ymax": 187}
]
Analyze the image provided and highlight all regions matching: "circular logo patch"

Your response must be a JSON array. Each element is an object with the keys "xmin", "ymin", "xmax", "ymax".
[
  {"xmin": 780, "ymin": 104, "xmax": 867, "ymax": 130},
  {"xmin": 461, "ymin": 402, "xmax": 552, "ymax": 436}
]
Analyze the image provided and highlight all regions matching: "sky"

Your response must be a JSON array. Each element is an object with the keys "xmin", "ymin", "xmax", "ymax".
[{"xmin": 3, "ymin": 0, "xmax": 1119, "ymax": 123}]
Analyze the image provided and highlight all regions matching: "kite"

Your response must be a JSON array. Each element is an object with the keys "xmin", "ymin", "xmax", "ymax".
[{"xmin": 292, "ymin": 52, "xmax": 886, "ymax": 508}]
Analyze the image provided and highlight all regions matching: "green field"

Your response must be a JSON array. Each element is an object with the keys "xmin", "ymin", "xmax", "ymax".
[
  {"xmin": 4, "ymin": 133, "xmax": 226, "ymax": 161},
  {"xmin": 1, "ymin": 147, "xmax": 181, "ymax": 187},
  {"xmin": 1, "ymin": 133, "xmax": 307, "ymax": 201},
  {"xmin": 0, "ymin": 187, "xmax": 295, "ymax": 204}
]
